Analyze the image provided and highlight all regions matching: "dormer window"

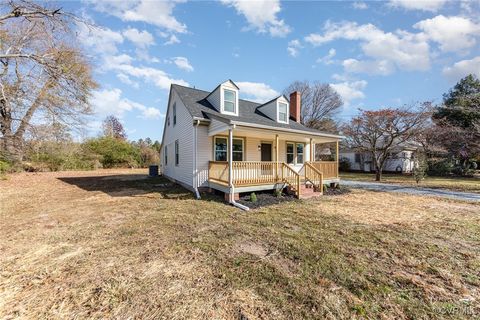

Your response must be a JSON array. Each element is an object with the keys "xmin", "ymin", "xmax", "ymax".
[
  {"xmin": 223, "ymin": 89, "xmax": 236, "ymax": 114},
  {"xmin": 278, "ymin": 102, "xmax": 288, "ymax": 123}
]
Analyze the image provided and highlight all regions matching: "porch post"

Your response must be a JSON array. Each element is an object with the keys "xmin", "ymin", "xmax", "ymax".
[
  {"xmin": 275, "ymin": 134, "xmax": 279, "ymax": 181},
  {"xmin": 228, "ymin": 128, "xmax": 233, "ymax": 187},
  {"xmin": 336, "ymin": 140, "xmax": 339, "ymax": 178},
  {"xmin": 310, "ymin": 138, "xmax": 314, "ymax": 162}
]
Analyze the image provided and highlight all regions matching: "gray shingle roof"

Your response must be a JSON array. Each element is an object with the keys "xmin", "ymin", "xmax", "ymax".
[{"xmin": 172, "ymin": 84, "xmax": 335, "ymax": 135}]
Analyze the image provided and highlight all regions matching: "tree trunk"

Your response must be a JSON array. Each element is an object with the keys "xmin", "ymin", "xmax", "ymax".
[
  {"xmin": 1, "ymin": 134, "xmax": 23, "ymax": 163},
  {"xmin": 375, "ymin": 169, "xmax": 382, "ymax": 181}
]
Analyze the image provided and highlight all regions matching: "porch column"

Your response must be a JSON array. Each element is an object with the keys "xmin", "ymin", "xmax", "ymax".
[
  {"xmin": 275, "ymin": 134, "xmax": 279, "ymax": 181},
  {"xmin": 310, "ymin": 138, "xmax": 314, "ymax": 162},
  {"xmin": 228, "ymin": 128, "xmax": 233, "ymax": 187},
  {"xmin": 336, "ymin": 140, "xmax": 339, "ymax": 178}
]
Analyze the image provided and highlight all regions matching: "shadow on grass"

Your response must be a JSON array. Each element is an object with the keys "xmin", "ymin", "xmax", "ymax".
[{"xmin": 58, "ymin": 174, "xmax": 196, "ymax": 200}]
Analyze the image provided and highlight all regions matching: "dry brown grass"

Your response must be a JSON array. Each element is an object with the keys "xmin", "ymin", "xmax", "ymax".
[{"xmin": 1, "ymin": 169, "xmax": 479, "ymax": 319}]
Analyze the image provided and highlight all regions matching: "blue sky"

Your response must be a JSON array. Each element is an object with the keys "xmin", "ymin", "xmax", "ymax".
[{"xmin": 71, "ymin": 0, "xmax": 480, "ymax": 141}]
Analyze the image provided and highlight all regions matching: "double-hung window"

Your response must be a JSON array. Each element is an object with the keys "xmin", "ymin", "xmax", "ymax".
[
  {"xmin": 175, "ymin": 140, "xmax": 179, "ymax": 166},
  {"xmin": 223, "ymin": 89, "xmax": 236, "ymax": 113},
  {"xmin": 286, "ymin": 142, "xmax": 305, "ymax": 164},
  {"xmin": 214, "ymin": 137, "xmax": 244, "ymax": 161},
  {"xmin": 278, "ymin": 102, "xmax": 288, "ymax": 123},
  {"xmin": 164, "ymin": 146, "xmax": 168, "ymax": 165}
]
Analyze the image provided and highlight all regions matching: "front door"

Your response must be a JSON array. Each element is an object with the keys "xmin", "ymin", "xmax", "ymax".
[{"xmin": 261, "ymin": 143, "xmax": 272, "ymax": 161}]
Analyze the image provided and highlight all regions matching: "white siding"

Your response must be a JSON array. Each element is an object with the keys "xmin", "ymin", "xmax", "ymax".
[
  {"xmin": 208, "ymin": 118, "xmax": 229, "ymax": 136},
  {"xmin": 161, "ymin": 89, "xmax": 194, "ymax": 189},
  {"xmin": 196, "ymin": 125, "xmax": 212, "ymax": 187}
]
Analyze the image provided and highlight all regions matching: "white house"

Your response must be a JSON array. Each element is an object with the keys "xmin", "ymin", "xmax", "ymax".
[
  {"xmin": 160, "ymin": 80, "xmax": 343, "ymax": 207},
  {"xmin": 340, "ymin": 142, "xmax": 420, "ymax": 173}
]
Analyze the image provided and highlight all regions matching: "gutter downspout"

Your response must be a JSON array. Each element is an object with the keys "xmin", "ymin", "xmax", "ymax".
[
  {"xmin": 193, "ymin": 120, "xmax": 201, "ymax": 199},
  {"xmin": 227, "ymin": 125, "xmax": 249, "ymax": 211}
]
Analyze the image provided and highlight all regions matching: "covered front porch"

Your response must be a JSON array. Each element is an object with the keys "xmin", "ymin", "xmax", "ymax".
[{"xmin": 205, "ymin": 120, "xmax": 341, "ymax": 199}]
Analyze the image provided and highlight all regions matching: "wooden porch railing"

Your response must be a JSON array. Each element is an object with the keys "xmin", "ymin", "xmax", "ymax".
[
  {"xmin": 309, "ymin": 161, "xmax": 338, "ymax": 179},
  {"xmin": 304, "ymin": 162, "xmax": 323, "ymax": 193},
  {"xmin": 281, "ymin": 163, "xmax": 301, "ymax": 197},
  {"xmin": 232, "ymin": 161, "xmax": 277, "ymax": 186}
]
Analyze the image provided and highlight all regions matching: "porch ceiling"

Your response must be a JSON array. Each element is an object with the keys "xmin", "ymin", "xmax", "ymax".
[{"xmin": 212, "ymin": 124, "xmax": 341, "ymax": 143}]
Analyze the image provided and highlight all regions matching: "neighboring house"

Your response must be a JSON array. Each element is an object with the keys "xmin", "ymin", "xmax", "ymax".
[
  {"xmin": 159, "ymin": 80, "xmax": 343, "ymax": 206},
  {"xmin": 341, "ymin": 142, "xmax": 420, "ymax": 173}
]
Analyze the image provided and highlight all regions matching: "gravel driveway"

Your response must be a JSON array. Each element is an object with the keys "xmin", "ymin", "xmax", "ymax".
[{"xmin": 342, "ymin": 180, "xmax": 480, "ymax": 202}]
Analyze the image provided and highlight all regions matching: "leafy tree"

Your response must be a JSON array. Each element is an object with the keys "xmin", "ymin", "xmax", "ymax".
[
  {"xmin": 432, "ymin": 74, "xmax": 480, "ymax": 170},
  {"xmin": 0, "ymin": 1, "xmax": 97, "ymax": 163},
  {"xmin": 283, "ymin": 81, "xmax": 342, "ymax": 132},
  {"xmin": 342, "ymin": 104, "xmax": 431, "ymax": 181},
  {"xmin": 102, "ymin": 115, "xmax": 127, "ymax": 140},
  {"xmin": 152, "ymin": 140, "xmax": 161, "ymax": 152}
]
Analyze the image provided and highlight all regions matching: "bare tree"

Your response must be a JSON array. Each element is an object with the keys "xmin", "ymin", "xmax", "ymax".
[
  {"xmin": 102, "ymin": 115, "xmax": 126, "ymax": 140},
  {"xmin": 342, "ymin": 104, "xmax": 432, "ymax": 181},
  {"xmin": 283, "ymin": 80, "xmax": 342, "ymax": 131},
  {"xmin": 0, "ymin": 0, "xmax": 97, "ymax": 163}
]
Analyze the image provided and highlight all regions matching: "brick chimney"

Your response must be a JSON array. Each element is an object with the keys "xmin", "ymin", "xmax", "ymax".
[{"xmin": 289, "ymin": 91, "xmax": 301, "ymax": 123}]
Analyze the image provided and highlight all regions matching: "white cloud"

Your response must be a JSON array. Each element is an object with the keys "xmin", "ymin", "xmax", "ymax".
[
  {"xmin": 388, "ymin": 0, "xmax": 448, "ymax": 12},
  {"xmin": 287, "ymin": 39, "xmax": 302, "ymax": 57},
  {"xmin": 442, "ymin": 56, "xmax": 480, "ymax": 81},
  {"xmin": 414, "ymin": 15, "xmax": 480, "ymax": 52},
  {"xmin": 90, "ymin": 88, "xmax": 164, "ymax": 120},
  {"xmin": 170, "ymin": 57, "xmax": 194, "ymax": 72},
  {"xmin": 236, "ymin": 81, "xmax": 279, "ymax": 102},
  {"xmin": 78, "ymin": 24, "xmax": 123, "ymax": 55},
  {"xmin": 111, "ymin": 63, "xmax": 189, "ymax": 90},
  {"xmin": 352, "ymin": 2, "xmax": 368, "ymax": 9},
  {"xmin": 221, "ymin": 0, "xmax": 291, "ymax": 37},
  {"xmin": 342, "ymin": 59, "xmax": 395, "ymax": 75},
  {"xmin": 89, "ymin": 0, "xmax": 187, "ymax": 33},
  {"xmin": 164, "ymin": 34, "xmax": 180, "ymax": 45},
  {"xmin": 122, "ymin": 27, "xmax": 155, "ymax": 48},
  {"xmin": 117, "ymin": 73, "xmax": 140, "ymax": 89},
  {"xmin": 317, "ymin": 48, "xmax": 336, "ymax": 65},
  {"xmin": 305, "ymin": 20, "xmax": 430, "ymax": 74},
  {"xmin": 330, "ymin": 80, "xmax": 367, "ymax": 106}
]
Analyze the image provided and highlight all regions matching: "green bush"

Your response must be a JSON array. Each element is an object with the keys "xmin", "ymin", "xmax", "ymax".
[
  {"xmin": 83, "ymin": 137, "xmax": 141, "ymax": 168},
  {"xmin": 427, "ymin": 159, "xmax": 454, "ymax": 176},
  {"xmin": 339, "ymin": 157, "xmax": 351, "ymax": 172},
  {"xmin": 0, "ymin": 159, "xmax": 11, "ymax": 174},
  {"xmin": 250, "ymin": 192, "xmax": 257, "ymax": 203}
]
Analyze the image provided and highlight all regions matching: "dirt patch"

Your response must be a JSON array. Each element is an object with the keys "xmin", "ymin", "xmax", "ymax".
[
  {"xmin": 324, "ymin": 186, "xmax": 351, "ymax": 196},
  {"xmin": 236, "ymin": 241, "xmax": 269, "ymax": 258}
]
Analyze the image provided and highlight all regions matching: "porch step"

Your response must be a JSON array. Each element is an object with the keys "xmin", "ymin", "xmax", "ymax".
[{"xmin": 298, "ymin": 184, "xmax": 322, "ymax": 199}]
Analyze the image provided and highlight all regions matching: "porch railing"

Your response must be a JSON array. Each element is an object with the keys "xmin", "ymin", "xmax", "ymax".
[
  {"xmin": 281, "ymin": 163, "xmax": 301, "ymax": 197},
  {"xmin": 308, "ymin": 161, "xmax": 338, "ymax": 179},
  {"xmin": 232, "ymin": 161, "xmax": 277, "ymax": 186},
  {"xmin": 304, "ymin": 162, "xmax": 323, "ymax": 193}
]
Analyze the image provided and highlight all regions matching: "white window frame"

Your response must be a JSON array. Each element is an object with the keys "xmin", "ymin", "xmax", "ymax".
[
  {"xmin": 277, "ymin": 101, "xmax": 289, "ymax": 124},
  {"xmin": 286, "ymin": 142, "xmax": 305, "ymax": 165},
  {"xmin": 222, "ymin": 88, "xmax": 238, "ymax": 116},
  {"xmin": 213, "ymin": 136, "xmax": 244, "ymax": 161}
]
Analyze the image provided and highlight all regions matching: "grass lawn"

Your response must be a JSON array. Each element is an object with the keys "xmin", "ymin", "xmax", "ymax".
[
  {"xmin": 341, "ymin": 172, "xmax": 480, "ymax": 194},
  {"xmin": 1, "ymin": 169, "xmax": 479, "ymax": 319}
]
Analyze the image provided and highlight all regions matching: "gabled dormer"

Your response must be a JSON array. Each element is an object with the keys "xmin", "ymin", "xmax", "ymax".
[
  {"xmin": 206, "ymin": 80, "xmax": 240, "ymax": 116},
  {"xmin": 257, "ymin": 95, "xmax": 290, "ymax": 124}
]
